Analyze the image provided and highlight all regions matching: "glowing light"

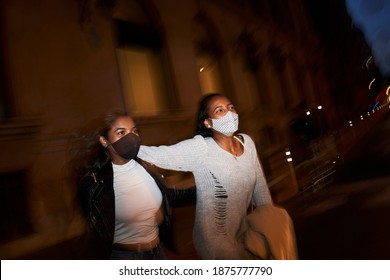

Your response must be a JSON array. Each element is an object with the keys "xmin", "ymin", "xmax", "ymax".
[
  {"xmin": 369, "ymin": 78, "xmax": 376, "ymax": 90},
  {"xmin": 306, "ymin": 111, "xmax": 311, "ymax": 115},
  {"xmin": 375, "ymin": 92, "xmax": 383, "ymax": 103},
  {"xmin": 317, "ymin": 105, "xmax": 323, "ymax": 110},
  {"xmin": 199, "ymin": 67, "xmax": 205, "ymax": 72},
  {"xmin": 285, "ymin": 149, "xmax": 292, "ymax": 162},
  {"xmin": 372, "ymin": 101, "xmax": 380, "ymax": 112},
  {"xmin": 372, "ymin": 92, "xmax": 385, "ymax": 111},
  {"xmin": 365, "ymin": 56, "xmax": 373, "ymax": 68},
  {"xmin": 386, "ymin": 86, "xmax": 390, "ymax": 96}
]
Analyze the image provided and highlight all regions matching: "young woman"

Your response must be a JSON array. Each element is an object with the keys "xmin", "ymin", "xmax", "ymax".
[
  {"xmin": 137, "ymin": 93, "xmax": 273, "ymax": 259},
  {"xmin": 68, "ymin": 110, "xmax": 194, "ymax": 259}
]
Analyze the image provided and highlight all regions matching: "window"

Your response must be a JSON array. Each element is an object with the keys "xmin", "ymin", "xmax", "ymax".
[
  {"xmin": 114, "ymin": 18, "xmax": 173, "ymax": 116},
  {"xmin": 197, "ymin": 54, "xmax": 225, "ymax": 95},
  {"xmin": 116, "ymin": 46, "xmax": 171, "ymax": 116},
  {"xmin": 193, "ymin": 12, "xmax": 229, "ymax": 96}
]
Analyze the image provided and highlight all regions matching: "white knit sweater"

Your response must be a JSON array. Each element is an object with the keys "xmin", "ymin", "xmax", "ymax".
[{"xmin": 138, "ymin": 133, "xmax": 272, "ymax": 259}]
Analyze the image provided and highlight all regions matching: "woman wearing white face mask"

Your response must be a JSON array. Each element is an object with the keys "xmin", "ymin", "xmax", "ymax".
[{"xmin": 138, "ymin": 93, "xmax": 273, "ymax": 259}]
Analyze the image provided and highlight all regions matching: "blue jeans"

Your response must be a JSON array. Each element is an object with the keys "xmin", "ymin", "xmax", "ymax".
[{"xmin": 109, "ymin": 244, "xmax": 166, "ymax": 260}]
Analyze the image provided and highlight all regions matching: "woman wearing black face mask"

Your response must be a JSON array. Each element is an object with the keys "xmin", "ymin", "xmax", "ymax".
[{"xmin": 67, "ymin": 109, "xmax": 195, "ymax": 260}]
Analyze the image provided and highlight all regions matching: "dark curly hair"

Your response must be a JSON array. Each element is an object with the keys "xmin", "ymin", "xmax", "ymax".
[
  {"xmin": 194, "ymin": 93, "xmax": 225, "ymax": 137},
  {"xmin": 67, "ymin": 109, "xmax": 129, "ymax": 187}
]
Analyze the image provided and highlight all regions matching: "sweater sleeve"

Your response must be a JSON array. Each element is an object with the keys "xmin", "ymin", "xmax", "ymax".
[
  {"xmin": 138, "ymin": 135, "xmax": 207, "ymax": 172},
  {"xmin": 242, "ymin": 134, "xmax": 273, "ymax": 206}
]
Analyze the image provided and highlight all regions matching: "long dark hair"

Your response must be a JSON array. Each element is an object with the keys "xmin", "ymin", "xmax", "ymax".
[
  {"xmin": 194, "ymin": 93, "xmax": 225, "ymax": 137},
  {"xmin": 67, "ymin": 109, "xmax": 129, "ymax": 186}
]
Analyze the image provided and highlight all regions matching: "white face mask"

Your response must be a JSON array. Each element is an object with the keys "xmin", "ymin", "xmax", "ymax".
[{"xmin": 210, "ymin": 111, "xmax": 239, "ymax": 136}]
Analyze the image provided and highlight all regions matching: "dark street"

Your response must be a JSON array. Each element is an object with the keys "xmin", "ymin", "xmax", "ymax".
[{"xmin": 284, "ymin": 108, "xmax": 390, "ymax": 260}]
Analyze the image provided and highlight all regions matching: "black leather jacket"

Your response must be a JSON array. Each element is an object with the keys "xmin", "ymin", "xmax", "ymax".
[{"xmin": 78, "ymin": 157, "xmax": 195, "ymax": 259}]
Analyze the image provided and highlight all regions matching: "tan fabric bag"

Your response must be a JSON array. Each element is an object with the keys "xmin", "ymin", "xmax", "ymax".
[{"xmin": 238, "ymin": 204, "xmax": 299, "ymax": 260}]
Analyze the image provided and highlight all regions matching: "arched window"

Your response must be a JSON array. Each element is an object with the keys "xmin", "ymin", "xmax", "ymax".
[
  {"xmin": 192, "ymin": 12, "xmax": 228, "ymax": 96},
  {"xmin": 113, "ymin": 0, "xmax": 174, "ymax": 116}
]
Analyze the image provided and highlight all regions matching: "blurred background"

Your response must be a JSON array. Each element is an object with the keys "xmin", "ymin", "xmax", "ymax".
[{"xmin": 1, "ymin": 0, "xmax": 389, "ymax": 259}]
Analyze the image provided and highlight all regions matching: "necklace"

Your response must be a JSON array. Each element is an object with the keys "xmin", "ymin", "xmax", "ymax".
[
  {"xmin": 233, "ymin": 135, "xmax": 244, "ymax": 146},
  {"xmin": 232, "ymin": 135, "xmax": 244, "ymax": 158},
  {"xmin": 214, "ymin": 135, "xmax": 244, "ymax": 158}
]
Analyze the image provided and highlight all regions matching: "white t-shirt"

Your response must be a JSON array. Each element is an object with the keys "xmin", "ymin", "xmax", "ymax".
[{"xmin": 112, "ymin": 160, "xmax": 162, "ymax": 244}]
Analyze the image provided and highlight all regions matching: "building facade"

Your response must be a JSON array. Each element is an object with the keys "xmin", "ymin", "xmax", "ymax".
[{"xmin": 0, "ymin": 0, "xmax": 342, "ymax": 258}]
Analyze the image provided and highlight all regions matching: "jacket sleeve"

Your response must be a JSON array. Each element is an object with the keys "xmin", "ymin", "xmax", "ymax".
[{"xmin": 77, "ymin": 168, "xmax": 115, "ymax": 259}]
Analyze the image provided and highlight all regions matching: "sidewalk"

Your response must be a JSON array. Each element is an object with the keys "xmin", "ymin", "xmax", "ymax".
[{"xmin": 284, "ymin": 175, "xmax": 390, "ymax": 259}]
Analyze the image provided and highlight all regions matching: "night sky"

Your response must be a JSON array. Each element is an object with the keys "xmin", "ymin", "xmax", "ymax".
[{"xmin": 304, "ymin": 0, "xmax": 384, "ymax": 119}]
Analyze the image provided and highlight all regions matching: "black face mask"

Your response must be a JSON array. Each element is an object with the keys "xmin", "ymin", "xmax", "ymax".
[{"xmin": 111, "ymin": 133, "xmax": 141, "ymax": 160}]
